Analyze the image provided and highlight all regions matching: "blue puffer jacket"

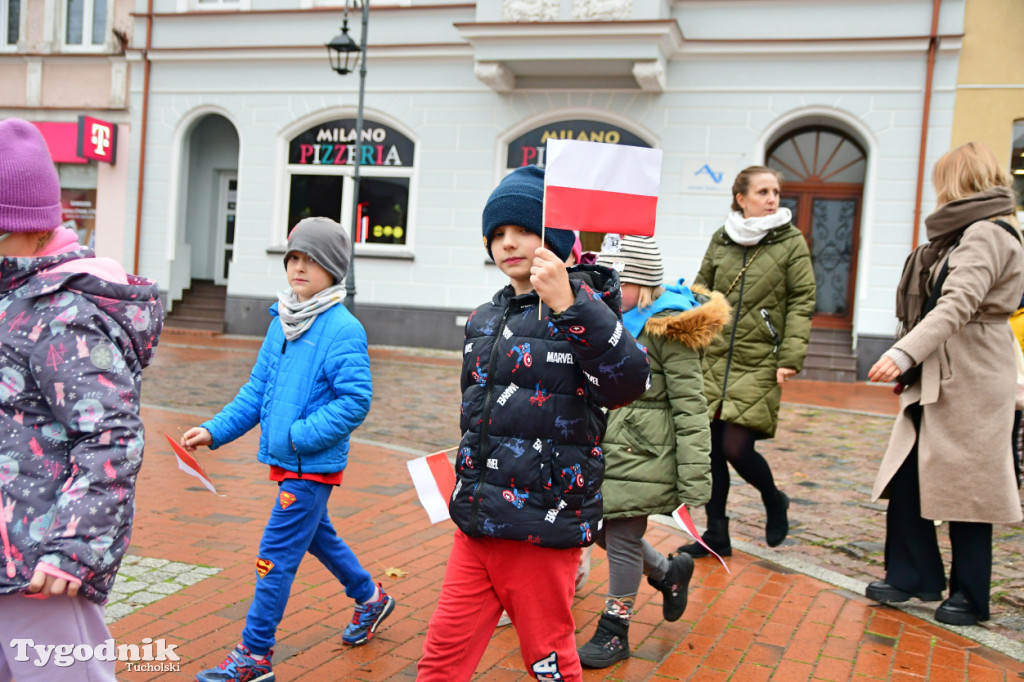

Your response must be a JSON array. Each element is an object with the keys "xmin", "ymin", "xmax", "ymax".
[{"xmin": 203, "ymin": 303, "xmax": 372, "ymax": 474}]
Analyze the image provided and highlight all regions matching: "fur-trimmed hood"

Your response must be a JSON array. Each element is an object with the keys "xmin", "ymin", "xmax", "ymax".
[{"xmin": 644, "ymin": 285, "xmax": 732, "ymax": 351}]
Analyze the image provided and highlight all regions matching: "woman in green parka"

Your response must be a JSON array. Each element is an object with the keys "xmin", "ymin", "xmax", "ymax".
[
  {"xmin": 679, "ymin": 166, "xmax": 816, "ymax": 559},
  {"xmin": 576, "ymin": 235, "xmax": 731, "ymax": 669}
]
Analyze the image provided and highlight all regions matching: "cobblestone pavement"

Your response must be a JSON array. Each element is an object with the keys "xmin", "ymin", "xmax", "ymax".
[
  {"xmin": 117, "ymin": 330, "xmax": 1024, "ymax": 681},
  {"xmin": 107, "ymin": 556, "xmax": 222, "ymax": 623}
]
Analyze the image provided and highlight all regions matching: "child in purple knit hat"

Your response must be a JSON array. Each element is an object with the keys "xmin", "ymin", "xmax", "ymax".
[{"xmin": 0, "ymin": 118, "xmax": 163, "ymax": 681}]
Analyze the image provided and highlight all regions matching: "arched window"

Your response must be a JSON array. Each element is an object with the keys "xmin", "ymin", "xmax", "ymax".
[
  {"xmin": 1012, "ymin": 120, "xmax": 1024, "ymax": 211},
  {"xmin": 285, "ymin": 117, "xmax": 416, "ymax": 251},
  {"xmin": 767, "ymin": 127, "xmax": 866, "ymax": 184}
]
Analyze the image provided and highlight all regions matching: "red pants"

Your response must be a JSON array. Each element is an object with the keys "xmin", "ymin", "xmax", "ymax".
[{"xmin": 418, "ymin": 530, "xmax": 582, "ymax": 682}]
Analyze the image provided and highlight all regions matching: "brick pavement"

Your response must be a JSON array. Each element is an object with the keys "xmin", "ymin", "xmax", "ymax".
[{"xmin": 104, "ymin": 331, "xmax": 1024, "ymax": 680}]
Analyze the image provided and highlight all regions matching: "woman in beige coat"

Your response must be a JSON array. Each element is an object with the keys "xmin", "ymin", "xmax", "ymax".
[{"xmin": 867, "ymin": 142, "xmax": 1024, "ymax": 626}]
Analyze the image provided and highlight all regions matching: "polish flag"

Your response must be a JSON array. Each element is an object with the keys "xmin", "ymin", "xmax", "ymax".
[
  {"xmin": 672, "ymin": 503, "xmax": 730, "ymax": 574},
  {"xmin": 163, "ymin": 432, "xmax": 223, "ymax": 496},
  {"xmin": 544, "ymin": 139, "xmax": 662, "ymax": 236},
  {"xmin": 407, "ymin": 451, "xmax": 457, "ymax": 524}
]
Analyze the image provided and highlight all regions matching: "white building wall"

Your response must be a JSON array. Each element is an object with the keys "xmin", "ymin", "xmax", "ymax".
[{"xmin": 127, "ymin": 0, "xmax": 965, "ymax": 355}]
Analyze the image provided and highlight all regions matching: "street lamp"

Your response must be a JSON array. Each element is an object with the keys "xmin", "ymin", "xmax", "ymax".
[{"xmin": 326, "ymin": 0, "xmax": 369, "ymax": 313}]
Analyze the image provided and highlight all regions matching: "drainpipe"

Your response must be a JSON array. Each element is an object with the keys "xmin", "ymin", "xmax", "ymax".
[
  {"xmin": 911, "ymin": 0, "xmax": 941, "ymax": 250},
  {"xmin": 132, "ymin": 0, "xmax": 154, "ymax": 274}
]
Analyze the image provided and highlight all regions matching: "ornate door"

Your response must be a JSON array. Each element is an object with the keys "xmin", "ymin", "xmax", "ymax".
[{"xmin": 768, "ymin": 127, "xmax": 865, "ymax": 329}]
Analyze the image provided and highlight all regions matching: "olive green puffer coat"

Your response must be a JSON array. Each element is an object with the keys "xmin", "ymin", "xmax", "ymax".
[
  {"xmin": 696, "ymin": 224, "xmax": 815, "ymax": 438},
  {"xmin": 601, "ymin": 287, "xmax": 732, "ymax": 520}
]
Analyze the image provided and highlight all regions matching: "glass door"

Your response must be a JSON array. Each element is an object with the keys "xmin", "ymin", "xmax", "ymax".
[
  {"xmin": 215, "ymin": 173, "xmax": 237, "ymax": 285},
  {"xmin": 780, "ymin": 190, "xmax": 860, "ymax": 328}
]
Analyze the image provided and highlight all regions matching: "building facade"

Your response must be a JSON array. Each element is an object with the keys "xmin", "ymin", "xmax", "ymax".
[
  {"xmin": 125, "ymin": 0, "xmax": 971, "ymax": 377},
  {"xmin": 949, "ymin": 0, "xmax": 1024, "ymax": 212},
  {"xmin": 0, "ymin": 0, "xmax": 134, "ymax": 260}
]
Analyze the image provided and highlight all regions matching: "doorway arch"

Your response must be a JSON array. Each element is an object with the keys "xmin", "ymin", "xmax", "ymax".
[
  {"xmin": 181, "ymin": 114, "xmax": 239, "ymax": 286},
  {"xmin": 766, "ymin": 126, "xmax": 866, "ymax": 329}
]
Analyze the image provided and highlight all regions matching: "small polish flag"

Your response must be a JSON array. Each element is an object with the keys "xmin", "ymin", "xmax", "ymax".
[
  {"xmin": 163, "ymin": 432, "xmax": 223, "ymax": 496},
  {"xmin": 672, "ymin": 503, "xmax": 730, "ymax": 574},
  {"xmin": 544, "ymin": 139, "xmax": 662, "ymax": 236},
  {"xmin": 407, "ymin": 450, "xmax": 457, "ymax": 524}
]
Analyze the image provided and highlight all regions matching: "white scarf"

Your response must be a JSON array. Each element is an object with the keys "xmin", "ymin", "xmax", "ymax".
[
  {"xmin": 276, "ymin": 284, "xmax": 346, "ymax": 341},
  {"xmin": 723, "ymin": 207, "xmax": 792, "ymax": 246}
]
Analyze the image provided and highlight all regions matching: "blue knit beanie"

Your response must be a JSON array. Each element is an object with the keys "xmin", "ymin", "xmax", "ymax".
[{"xmin": 481, "ymin": 165, "xmax": 575, "ymax": 262}]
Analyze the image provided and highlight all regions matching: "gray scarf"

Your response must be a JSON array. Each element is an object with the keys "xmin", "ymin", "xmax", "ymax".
[{"xmin": 276, "ymin": 284, "xmax": 346, "ymax": 341}]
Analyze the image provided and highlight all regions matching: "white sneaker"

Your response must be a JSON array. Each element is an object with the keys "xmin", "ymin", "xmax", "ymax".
[{"xmin": 497, "ymin": 610, "xmax": 512, "ymax": 627}]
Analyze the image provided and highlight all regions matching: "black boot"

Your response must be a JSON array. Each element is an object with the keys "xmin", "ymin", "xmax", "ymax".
[
  {"xmin": 647, "ymin": 552, "xmax": 694, "ymax": 622},
  {"xmin": 764, "ymin": 490, "xmax": 790, "ymax": 547},
  {"xmin": 677, "ymin": 517, "xmax": 732, "ymax": 558},
  {"xmin": 577, "ymin": 613, "xmax": 630, "ymax": 669}
]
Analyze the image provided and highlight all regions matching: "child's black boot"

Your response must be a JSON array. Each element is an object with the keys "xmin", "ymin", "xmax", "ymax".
[
  {"xmin": 577, "ymin": 613, "xmax": 630, "ymax": 669},
  {"xmin": 647, "ymin": 552, "xmax": 694, "ymax": 622}
]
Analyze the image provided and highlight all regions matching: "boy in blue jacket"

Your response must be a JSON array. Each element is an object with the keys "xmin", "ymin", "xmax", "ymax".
[{"xmin": 183, "ymin": 217, "xmax": 392, "ymax": 682}]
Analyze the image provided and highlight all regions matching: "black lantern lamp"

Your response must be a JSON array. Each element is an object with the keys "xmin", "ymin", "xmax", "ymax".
[
  {"xmin": 326, "ymin": 0, "xmax": 369, "ymax": 313},
  {"xmin": 326, "ymin": 19, "xmax": 360, "ymax": 76}
]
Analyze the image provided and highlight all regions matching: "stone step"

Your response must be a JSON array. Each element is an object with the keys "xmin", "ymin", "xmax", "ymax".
[
  {"xmin": 162, "ymin": 315, "xmax": 224, "ymax": 333},
  {"xmin": 798, "ymin": 366, "xmax": 859, "ymax": 383},
  {"xmin": 168, "ymin": 304, "xmax": 224, "ymax": 321}
]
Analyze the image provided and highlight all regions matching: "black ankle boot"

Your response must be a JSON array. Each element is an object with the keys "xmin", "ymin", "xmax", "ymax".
[
  {"xmin": 764, "ymin": 490, "xmax": 790, "ymax": 547},
  {"xmin": 647, "ymin": 552, "xmax": 694, "ymax": 622},
  {"xmin": 677, "ymin": 517, "xmax": 731, "ymax": 558},
  {"xmin": 577, "ymin": 613, "xmax": 630, "ymax": 668}
]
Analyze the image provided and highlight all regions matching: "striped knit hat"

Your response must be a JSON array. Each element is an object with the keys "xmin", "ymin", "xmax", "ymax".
[{"xmin": 595, "ymin": 234, "xmax": 664, "ymax": 286}]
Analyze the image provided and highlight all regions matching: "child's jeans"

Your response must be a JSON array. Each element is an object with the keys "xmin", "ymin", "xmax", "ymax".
[
  {"xmin": 0, "ymin": 593, "xmax": 114, "ymax": 681},
  {"xmin": 418, "ymin": 529, "xmax": 582, "ymax": 682},
  {"xmin": 242, "ymin": 478, "xmax": 376, "ymax": 655}
]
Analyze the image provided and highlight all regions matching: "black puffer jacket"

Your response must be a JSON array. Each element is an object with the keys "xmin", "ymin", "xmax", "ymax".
[{"xmin": 451, "ymin": 266, "xmax": 651, "ymax": 549}]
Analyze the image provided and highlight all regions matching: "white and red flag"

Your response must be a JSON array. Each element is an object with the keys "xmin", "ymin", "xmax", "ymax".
[
  {"xmin": 672, "ymin": 503, "xmax": 730, "ymax": 574},
  {"xmin": 544, "ymin": 139, "xmax": 663, "ymax": 236},
  {"xmin": 407, "ymin": 450, "xmax": 457, "ymax": 524},
  {"xmin": 163, "ymin": 432, "xmax": 223, "ymax": 496}
]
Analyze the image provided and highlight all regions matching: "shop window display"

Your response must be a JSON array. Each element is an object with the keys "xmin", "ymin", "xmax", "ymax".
[{"xmin": 286, "ymin": 118, "xmax": 415, "ymax": 249}]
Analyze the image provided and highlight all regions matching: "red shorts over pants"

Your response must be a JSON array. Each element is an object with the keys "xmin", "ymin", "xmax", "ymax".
[{"xmin": 418, "ymin": 529, "xmax": 582, "ymax": 681}]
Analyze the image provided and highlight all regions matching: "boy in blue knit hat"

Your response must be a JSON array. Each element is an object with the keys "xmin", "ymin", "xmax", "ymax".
[
  {"xmin": 418, "ymin": 166, "xmax": 651, "ymax": 681},
  {"xmin": 183, "ymin": 217, "xmax": 394, "ymax": 682}
]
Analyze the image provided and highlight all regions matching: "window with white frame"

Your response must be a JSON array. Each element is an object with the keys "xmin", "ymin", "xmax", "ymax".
[
  {"xmin": 285, "ymin": 118, "xmax": 416, "ymax": 252},
  {"xmin": 193, "ymin": 0, "xmax": 241, "ymax": 8},
  {"xmin": 1012, "ymin": 120, "xmax": 1024, "ymax": 212},
  {"xmin": 3, "ymin": 0, "xmax": 20, "ymax": 47},
  {"xmin": 64, "ymin": 0, "xmax": 109, "ymax": 49}
]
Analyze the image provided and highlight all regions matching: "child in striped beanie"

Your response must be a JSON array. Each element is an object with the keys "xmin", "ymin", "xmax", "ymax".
[{"xmin": 578, "ymin": 233, "xmax": 731, "ymax": 669}]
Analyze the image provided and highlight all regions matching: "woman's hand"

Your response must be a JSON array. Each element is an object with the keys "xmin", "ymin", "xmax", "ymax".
[
  {"xmin": 776, "ymin": 368, "xmax": 797, "ymax": 386},
  {"xmin": 868, "ymin": 355, "xmax": 901, "ymax": 383},
  {"xmin": 181, "ymin": 427, "xmax": 213, "ymax": 452}
]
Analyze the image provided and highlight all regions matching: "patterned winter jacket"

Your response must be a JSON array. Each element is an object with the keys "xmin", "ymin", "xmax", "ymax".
[
  {"xmin": 0, "ymin": 245, "xmax": 162, "ymax": 605},
  {"xmin": 202, "ymin": 303, "xmax": 372, "ymax": 475},
  {"xmin": 451, "ymin": 266, "xmax": 651, "ymax": 549}
]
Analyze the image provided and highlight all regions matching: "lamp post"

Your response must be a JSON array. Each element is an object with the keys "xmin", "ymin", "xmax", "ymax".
[{"xmin": 326, "ymin": 0, "xmax": 369, "ymax": 313}]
